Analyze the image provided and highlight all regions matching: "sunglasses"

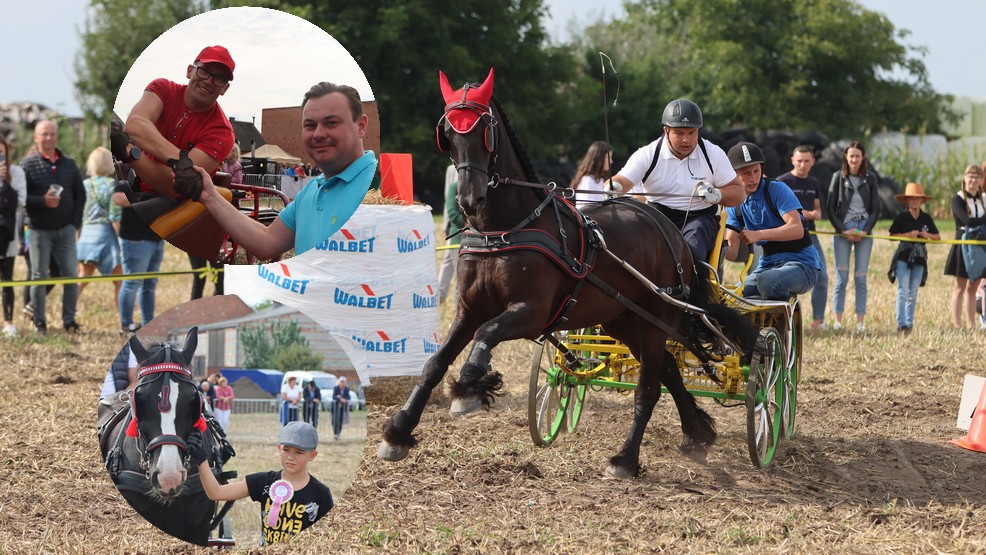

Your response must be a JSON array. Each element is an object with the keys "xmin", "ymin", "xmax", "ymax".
[{"xmin": 192, "ymin": 65, "xmax": 230, "ymax": 87}]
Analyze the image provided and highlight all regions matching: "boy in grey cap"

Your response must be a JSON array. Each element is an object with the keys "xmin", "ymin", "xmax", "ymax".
[{"xmin": 191, "ymin": 421, "xmax": 334, "ymax": 545}]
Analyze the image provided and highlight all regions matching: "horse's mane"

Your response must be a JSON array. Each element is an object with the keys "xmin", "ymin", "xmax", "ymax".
[
  {"xmin": 139, "ymin": 341, "xmax": 190, "ymax": 368},
  {"xmin": 490, "ymin": 95, "xmax": 540, "ymax": 184}
]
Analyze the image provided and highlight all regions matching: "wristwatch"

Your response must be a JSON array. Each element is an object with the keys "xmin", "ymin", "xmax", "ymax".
[{"xmin": 125, "ymin": 144, "xmax": 142, "ymax": 163}]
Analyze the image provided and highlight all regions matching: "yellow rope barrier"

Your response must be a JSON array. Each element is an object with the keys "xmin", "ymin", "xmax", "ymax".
[
  {"xmin": 0, "ymin": 266, "xmax": 223, "ymax": 288},
  {"xmin": 810, "ymin": 229, "xmax": 986, "ymax": 246}
]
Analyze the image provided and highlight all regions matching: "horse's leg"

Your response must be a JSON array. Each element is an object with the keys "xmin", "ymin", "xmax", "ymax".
[
  {"xmin": 448, "ymin": 303, "xmax": 543, "ymax": 415},
  {"xmin": 606, "ymin": 329, "xmax": 667, "ymax": 479},
  {"xmin": 377, "ymin": 313, "xmax": 479, "ymax": 461},
  {"xmin": 659, "ymin": 350, "xmax": 717, "ymax": 464}
]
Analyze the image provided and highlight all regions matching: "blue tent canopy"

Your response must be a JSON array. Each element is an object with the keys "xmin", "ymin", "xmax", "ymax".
[{"xmin": 221, "ymin": 368, "xmax": 284, "ymax": 398}]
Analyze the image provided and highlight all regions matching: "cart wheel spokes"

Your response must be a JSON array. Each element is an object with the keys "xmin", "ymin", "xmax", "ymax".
[
  {"xmin": 746, "ymin": 327, "xmax": 783, "ymax": 468},
  {"xmin": 529, "ymin": 339, "xmax": 564, "ymax": 446},
  {"xmin": 781, "ymin": 307, "xmax": 801, "ymax": 438}
]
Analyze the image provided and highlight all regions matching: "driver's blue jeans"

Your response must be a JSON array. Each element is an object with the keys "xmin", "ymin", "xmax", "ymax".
[{"xmin": 743, "ymin": 260, "xmax": 818, "ymax": 300}]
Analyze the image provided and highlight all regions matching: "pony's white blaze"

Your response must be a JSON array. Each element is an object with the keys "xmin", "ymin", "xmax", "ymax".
[{"xmin": 155, "ymin": 384, "xmax": 186, "ymax": 494}]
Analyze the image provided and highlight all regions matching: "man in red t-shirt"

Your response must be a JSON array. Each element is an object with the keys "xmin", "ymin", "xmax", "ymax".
[
  {"xmin": 116, "ymin": 46, "xmax": 237, "ymax": 260},
  {"xmin": 123, "ymin": 45, "xmax": 235, "ymax": 198}
]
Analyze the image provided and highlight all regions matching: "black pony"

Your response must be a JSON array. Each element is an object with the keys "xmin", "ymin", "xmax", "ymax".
[
  {"xmin": 98, "ymin": 328, "xmax": 236, "ymax": 545},
  {"xmin": 377, "ymin": 69, "xmax": 756, "ymax": 478}
]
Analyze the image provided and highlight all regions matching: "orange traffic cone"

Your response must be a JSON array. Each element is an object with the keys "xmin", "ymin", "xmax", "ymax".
[{"xmin": 951, "ymin": 380, "xmax": 986, "ymax": 453}]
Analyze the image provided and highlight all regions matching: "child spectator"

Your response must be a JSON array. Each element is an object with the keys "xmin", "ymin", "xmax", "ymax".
[
  {"xmin": 888, "ymin": 183, "xmax": 940, "ymax": 333},
  {"xmin": 191, "ymin": 421, "xmax": 333, "ymax": 545}
]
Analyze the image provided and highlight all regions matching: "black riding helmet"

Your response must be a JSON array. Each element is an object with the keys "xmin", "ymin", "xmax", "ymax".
[
  {"xmin": 661, "ymin": 98, "xmax": 703, "ymax": 128},
  {"xmin": 728, "ymin": 142, "xmax": 766, "ymax": 170}
]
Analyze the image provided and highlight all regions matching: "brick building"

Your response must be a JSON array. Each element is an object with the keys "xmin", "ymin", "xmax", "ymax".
[{"xmin": 260, "ymin": 100, "xmax": 380, "ymax": 166}]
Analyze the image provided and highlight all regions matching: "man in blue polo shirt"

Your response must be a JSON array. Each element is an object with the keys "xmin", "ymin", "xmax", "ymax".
[
  {"xmin": 195, "ymin": 82, "xmax": 376, "ymax": 259},
  {"xmin": 724, "ymin": 142, "xmax": 820, "ymax": 300}
]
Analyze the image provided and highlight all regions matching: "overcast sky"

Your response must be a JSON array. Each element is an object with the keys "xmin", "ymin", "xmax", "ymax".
[
  {"xmin": 1, "ymin": 1, "xmax": 983, "ymax": 119},
  {"xmin": 113, "ymin": 7, "xmax": 373, "ymax": 130}
]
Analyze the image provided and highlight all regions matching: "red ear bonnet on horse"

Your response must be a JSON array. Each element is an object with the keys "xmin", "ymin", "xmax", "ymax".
[{"xmin": 439, "ymin": 67, "xmax": 494, "ymax": 133}]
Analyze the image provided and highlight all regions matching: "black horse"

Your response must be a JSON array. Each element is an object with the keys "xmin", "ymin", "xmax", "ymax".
[
  {"xmin": 98, "ymin": 328, "xmax": 236, "ymax": 545},
  {"xmin": 377, "ymin": 68, "xmax": 757, "ymax": 478}
]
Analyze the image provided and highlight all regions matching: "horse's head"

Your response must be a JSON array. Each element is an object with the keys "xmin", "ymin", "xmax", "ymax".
[
  {"xmin": 437, "ymin": 68, "xmax": 497, "ymax": 217},
  {"xmin": 126, "ymin": 327, "xmax": 205, "ymax": 500}
]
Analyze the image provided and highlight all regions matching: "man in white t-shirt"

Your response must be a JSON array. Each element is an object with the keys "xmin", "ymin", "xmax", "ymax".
[
  {"xmin": 610, "ymin": 99, "xmax": 745, "ymax": 266},
  {"xmin": 281, "ymin": 376, "xmax": 303, "ymax": 425}
]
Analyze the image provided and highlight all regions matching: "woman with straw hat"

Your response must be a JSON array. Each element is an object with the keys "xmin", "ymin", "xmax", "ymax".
[{"xmin": 888, "ymin": 182, "xmax": 940, "ymax": 333}]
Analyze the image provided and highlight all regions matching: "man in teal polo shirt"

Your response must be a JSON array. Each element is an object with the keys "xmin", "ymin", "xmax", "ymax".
[{"xmin": 195, "ymin": 82, "xmax": 376, "ymax": 259}]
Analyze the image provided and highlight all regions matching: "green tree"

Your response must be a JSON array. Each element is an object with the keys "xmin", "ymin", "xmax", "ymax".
[
  {"xmin": 240, "ymin": 323, "xmax": 274, "ymax": 368},
  {"xmin": 561, "ymin": 2, "xmax": 679, "ymax": 164},
  {"xmin": 270, "ymin": 342, "xmax": 323, "ymax": 372},
  {"xmin": 218, "ymin": 0, "xmax": 573, "ymax": 204},
  {"xmin": 631, "ymin": 0, "xmax": 958, "ymax": 138},
  {"xmin": 239, "ymin": 319, "xmax": 321, "ymax": 372},
  {"xmin": 74, "ymin": 0, "xmax": 209, "ymax": 120}
]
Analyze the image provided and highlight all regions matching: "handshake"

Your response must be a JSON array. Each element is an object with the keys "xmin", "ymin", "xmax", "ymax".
[
  {"xmin": 168, "ymin": 150, "xmax": 204, "ymax": 201},
  {"xmin": 696, "ymin": 181, "xmax": 722, "ymax": 205}
]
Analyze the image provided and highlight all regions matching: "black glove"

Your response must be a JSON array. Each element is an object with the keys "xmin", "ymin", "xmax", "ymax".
[
  {"xmin": 186, "ymin": 429, "xmax": 209, "ymax": 467},
  {"xmin": 168, "ymin": 150, "xmax": 203, "ymax": 201},
  {"xmin": 109, "ymin": 114, "xmax": 130, "ymax": 163}
]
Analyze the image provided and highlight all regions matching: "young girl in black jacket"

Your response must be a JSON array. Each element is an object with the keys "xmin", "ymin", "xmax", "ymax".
[{"xmin": 826, "ymin": 141, "xmax": 880, "ymax": 332}]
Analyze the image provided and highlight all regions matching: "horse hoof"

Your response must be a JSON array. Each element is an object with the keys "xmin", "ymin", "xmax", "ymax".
[
  {"xmin": 376, "ymin": 441, "xmax": 409, "ymax": 462},
  {"xmin": 605, "ymin": 464, "xmax": 637, "ymax": 480},
  {"xmin": 680, "ymin": 444, "xmax": 709, "ymax": 465},
  {"xmin": 449, "ymin": 396, "xmax": 482, "ymax": 415}
]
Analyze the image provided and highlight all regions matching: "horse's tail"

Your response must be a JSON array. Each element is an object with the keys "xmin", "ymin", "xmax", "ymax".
[{"xmin": 687, "ymin": 263, "xmax": 758, "ymax": 355}]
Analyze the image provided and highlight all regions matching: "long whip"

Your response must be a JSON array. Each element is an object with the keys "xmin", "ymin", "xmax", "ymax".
[{"xmin": 599, "ymin": 52, "xmax": 621, "ymax": 193}]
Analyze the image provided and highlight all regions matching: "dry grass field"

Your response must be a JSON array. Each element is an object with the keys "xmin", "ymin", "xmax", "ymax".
[{"xmin": 2, "ymin": 219, "xmax": 986, "ymax": 554}]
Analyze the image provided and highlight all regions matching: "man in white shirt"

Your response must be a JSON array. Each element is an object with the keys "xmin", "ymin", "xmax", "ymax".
[
  {"xmin": 610, "ymin": 99, "xmax": 745, "ymax": 266},
  {"xmin": 281, "ymin": 376, "xmax": 303, "ymax": 425}
]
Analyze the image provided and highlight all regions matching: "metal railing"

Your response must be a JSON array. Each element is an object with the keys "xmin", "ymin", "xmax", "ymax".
[
  {"xmin": 242, "ymin": 174, "xmax": 284, "ymax": 190},
  {"xmin": 230, "ymin": 398, "xmax": 366, "ymax": 414},
  {"xmin": 230, "ymin": 398, "xmax": 280, "ymax": 414},
  {"xmin": 223, "ymin": 398, "xmax": 367, "ymax": 441}
]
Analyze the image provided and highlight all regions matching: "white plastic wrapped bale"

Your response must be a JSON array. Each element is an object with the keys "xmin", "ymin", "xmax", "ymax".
[{"xmin": 225, "ymin": 204, "xmax": 440, "ymax": 384}]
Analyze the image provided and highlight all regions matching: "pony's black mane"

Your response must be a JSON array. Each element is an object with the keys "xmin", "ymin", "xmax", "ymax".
[
  {"xmin": 139, "ymin": 341, "xmax": 190, "ymax": 368},
  {"xmin": 490, "ymin": 95, "xmax": 540, "ymax": 184}
]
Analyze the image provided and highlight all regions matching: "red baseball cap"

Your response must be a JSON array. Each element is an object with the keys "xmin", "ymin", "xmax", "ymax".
[{"xmin": 194, "ymin": 45, "xmax": 235, "ymax": 80}]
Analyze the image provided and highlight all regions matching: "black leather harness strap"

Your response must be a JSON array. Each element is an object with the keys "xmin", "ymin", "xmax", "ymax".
[{"xmin": 605, "ymin": 197, "xmax": 691, "ymax": 299}]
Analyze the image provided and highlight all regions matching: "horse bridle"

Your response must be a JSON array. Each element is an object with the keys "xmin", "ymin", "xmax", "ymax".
[
  {"xmin": 126, "ymin": 353, "xmax": 204, "ymax": 472},
  {"xmin": 436, "ymin": 95, "xmax": 498, "ymax": 181}
]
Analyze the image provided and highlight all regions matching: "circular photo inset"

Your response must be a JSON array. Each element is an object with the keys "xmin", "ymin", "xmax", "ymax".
[
  {"xmin": 112, "ymin": 7, "xmax": 378, "ymax": 263},
  {"xmin": 97, "ymin": 295, "xmax": 367, "ymax": 547}
]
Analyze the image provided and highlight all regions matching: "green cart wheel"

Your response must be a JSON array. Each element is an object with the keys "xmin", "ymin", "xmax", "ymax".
[
  {"xmin": 781, "ymin": 305, "xmax": 802, "ymax": 438},
  {"xmin": 746, "ymin": 327, "xmax": 784, "ymax": 468},
  {"xmin": 529, "ymin": 337, "xmax": 587, "ymax": 447}
]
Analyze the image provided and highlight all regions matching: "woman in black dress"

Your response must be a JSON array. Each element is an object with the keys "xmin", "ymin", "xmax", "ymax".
[{"xmin": 944, "ymin": 164, "xmax": 986, "ymax": 329}]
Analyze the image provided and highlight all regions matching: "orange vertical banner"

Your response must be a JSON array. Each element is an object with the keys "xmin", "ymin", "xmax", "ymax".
[{"xmin": 379, "ymin": 153, "xmax": 414, "ymax": 205}]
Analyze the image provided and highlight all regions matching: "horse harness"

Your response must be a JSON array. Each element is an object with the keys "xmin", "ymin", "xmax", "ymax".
[
  {"xmin": 98, "ymin": 356, "xmax": 237, "ymax": 532},
  {"xmin": 440, "ymin": 96, "xmax": 726, "ymax": 371},
  {"xmin": 457, "ymin": 175, "xmax": 725, "ymax": 368}
]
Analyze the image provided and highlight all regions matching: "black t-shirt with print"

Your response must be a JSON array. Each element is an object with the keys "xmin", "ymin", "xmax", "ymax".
[
  {"xmin": 777, "ymin": 171, "xmax": 821, "ymax": 231},
  {"xmin": 889, "ymin": 209, "xmax": 938, "ymax": 236},
  {"xmin": 246, "ymin": 470, "xmax": 334, "ymax": 545}
]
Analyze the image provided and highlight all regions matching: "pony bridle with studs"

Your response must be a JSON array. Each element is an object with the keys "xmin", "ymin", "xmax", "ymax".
[{"xmin": 125, "ymin": 361, "xmax": 207, "ymax": 472}]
